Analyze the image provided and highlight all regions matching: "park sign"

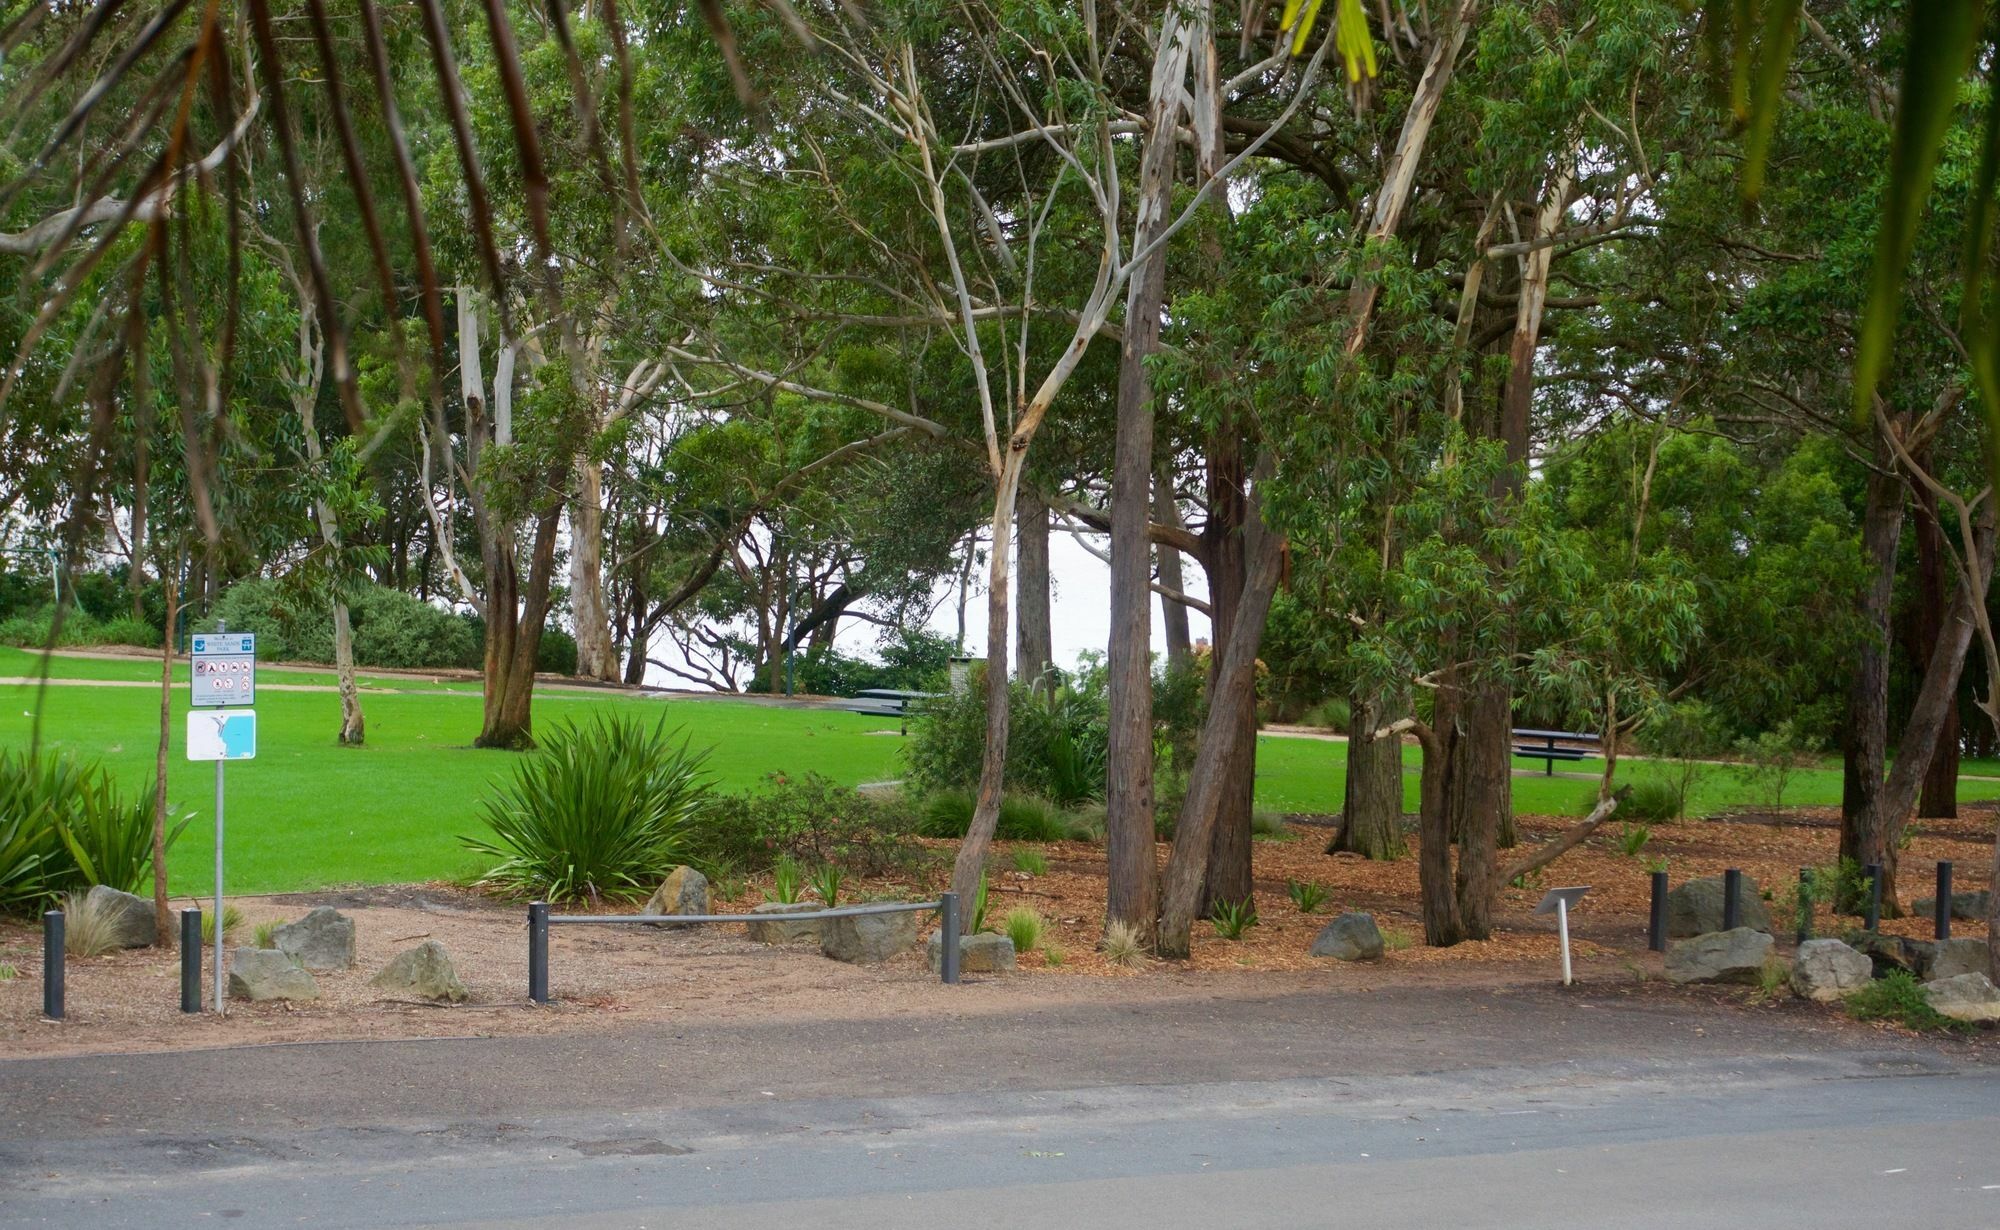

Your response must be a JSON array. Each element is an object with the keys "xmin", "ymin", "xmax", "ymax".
[
  {"xmin": 190, "ymin": 632, "xmax": 256, "ymax": 707},
  {"xmin": 186, "ymin": 709, "xmax": 256, "ymax": 761}
]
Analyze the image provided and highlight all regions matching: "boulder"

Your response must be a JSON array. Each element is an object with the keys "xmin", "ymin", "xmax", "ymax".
[
  {"xmin": 745, "ymin": 901, "xmax": 822, "ymax": 944},
  {"xmin": 643, "ymin": 866, "xmax": 710, "ymax": 919},
  {"xmin": 84, "ymin": 885, "xmax": 156, "ymax": 949},
  {"xmin": 1911, "ymin": 890, "xmax": 1992, "ymax": 923},
  {"xmin": 1666, "ymin": 875, "xmax": 1771, "ymax": 938},
  {"xmin": 1923, "ymin": 973, "xmax": 2000, "ymax": 1023},
  {"xmin": 228, "ymin": 948, "xmax": 319, "ymax": 1002},
  {"xmin": 926, "ymin": 931, "xmax": 1016, "ymax": 975},
  {"xmin": 1790, "ymin": 939, "xmax": 1873, "ymax": 1003},
  {"xmin": 820, "ymin": 909, "xmax": 920, "ymax": 964},
  {"xmin": 1927, "ymin": 937, "xmax": 1993, "ymax": 983},
  {"xmin": 1844, "ymin": 930, "xmax": 1935, "ymax": 980},
  {"xmin": 369, "ymin": 941, "xmax": 468, "ymax": 1003},
  {"xmin": 1665, "ymin": 927, "xmax": 1774, "ymax": 985},
  {"xmin": 1309, "ymin": 912, "xmax": 1385, "ymax": 962},
  {"xmin": 273, "ymin": 906, "xmax": 355, "ymax": 971}
]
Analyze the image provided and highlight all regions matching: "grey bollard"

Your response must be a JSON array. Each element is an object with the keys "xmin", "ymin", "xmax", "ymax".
[
  {"xmin": 528, "ymin": 901, "xmax": 550, "ymax": 1004},
  {"xmin": 43, "ymin": 909, "xmax": 64, "ymax": 1020},
  {"xmin": 181, "ymin": 909, "xmax": 202, "ymax": 1013},
  {"xmin": 1722, "ymin": 868, "xmax": 1742, "ymax": 932},
  {"xmin": 1935, "ymin": 862, "xmax": 1953, "ymax": 941},
  {"xmin": 938, "ymin": 893, "xmax": 961, "ymax": 985}
]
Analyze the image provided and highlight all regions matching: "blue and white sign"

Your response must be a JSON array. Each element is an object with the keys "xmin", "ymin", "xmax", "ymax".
[
  {"xmin": 187, "ymin": 709, "xmax": 257, "ymax": 761},
  {"xmin": 190, "ymin": 632, "xmax": 256, "ymax": 707}
]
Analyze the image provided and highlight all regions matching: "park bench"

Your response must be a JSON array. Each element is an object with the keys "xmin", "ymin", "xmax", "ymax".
[
  {"xmin": 1511, "ymin": 727, "xmax": 1600, "ymax": 775},
  {"xmin": 833, "ymin": 688, "xmax": 941, "ymax": 720}
]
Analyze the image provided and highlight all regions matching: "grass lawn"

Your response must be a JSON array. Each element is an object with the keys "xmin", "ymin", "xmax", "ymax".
[{"xmin": 7, "ymin": 646, "xmax": 1997, "ymax": 895}]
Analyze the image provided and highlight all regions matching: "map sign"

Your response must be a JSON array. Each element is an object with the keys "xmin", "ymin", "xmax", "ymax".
[
  {"xmin": 187, "ymin": 709, "xmax": 257, "ymax": 761},
  {"xmin": 190, "ymin": 632, "xmax": 256, "ymax": 707}
]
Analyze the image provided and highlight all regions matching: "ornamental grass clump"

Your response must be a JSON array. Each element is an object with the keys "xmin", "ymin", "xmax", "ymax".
[{"xmin": 464, "ymin": 715, "xmax": 712, "ymax": 905}]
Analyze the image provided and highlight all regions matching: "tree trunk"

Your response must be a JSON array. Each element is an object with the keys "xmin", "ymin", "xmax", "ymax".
[
  {"xmin": 1911, "ymin": 472, "xmax": 1960, "ymax": 818},
  {"xmin": 1015, "ymin": 487, "xmax": 1053, "ymax": 695},
  {"xmin": 570, "ymin": 459, "xmax": 618, "ymax": 682},
  {"xmin": 1103, "ymin": 3, "xmax": 1194, "ymax": 939},
  {"xmin": 476, "ymin": 507, "xmax": 562, "ymax": 749},
  {"xmin": 331, "ymin": 600, "xmax": 364, "ymax": 745},
  {"xmin": 1840, "ymin": 443, "xmax": 1905, "ymax": 903},
  {"xmin": 1414, "ymin": 716, "xmax": 1465, "ymax": 946},
  {"xmin": 1331, "ymin": 689, "xmax": 1407, "ymax": 859},
  {"xmin": 1200, "ymin": 430, "xmax": 1254, "ymax": 910},
  {"xmin": 1157, "ymin": 512, "xmax": 1284, "ymax": 957},
  {"xmin": 1453, "ymin": 682, "xmax": 1513, "ymax": 938},
  {"xmin": 947, "ymin": 466, "xmax": 1023, "ymax": 908},
  {"xmin": 1155, "ymin": 466, "xmax": 1194, "ymax": 672},
  {"xmin": 150, "ymin": 564, "xmax": 177, "ymax": 947}
]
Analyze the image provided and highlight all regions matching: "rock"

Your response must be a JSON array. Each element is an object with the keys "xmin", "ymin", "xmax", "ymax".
[
  {"xmin": 83, "ymin": 885, "xmax": 156, "ymax": 949},
  {"xmin": 1923, "ymin": 973, "xmax": 2000, "ymax": 1023},
  {"xmin": 273, "ymin": 906, "xmax": 355, "ymax": 971},
  {"xmin": 926, "ymin": 931, "xmax": 1016, "ymax": 975},
  {"xmin": 1843, "ymin": 930, "xmax": 1935, "ymax": 979},
  {"xmin": 1666, "ymin": 875, "xmax": 1771, "ymax": 938},
  {"xmin": 369, "ymin": 941, "xmax": 467, "ymax": 1002},
  {"xmin": 643, "ymin": 866, "xmax": 710, "ymax": 918},
  {"xmin": 1927, "ymin": 937, "xmax": 1993, "ymax": 983},
  {"xmin": 1665, "ymin": 927, "xmax": 1774, "ymax": 985},
  {"xmin": 820, "ymin": 909, "xmax": 920, "ymax": 964},
  {"xmin": 745, "ymin": 901, "xmax": 822, "ymax": 944},
  {"xmin": 1790, "ymin": 938, "xmax": 1873, "ymax": 1003},
  {"xmin": 1911, "ymin": 890, "xmax": 1991, "ymax": 923},
  {"xmin": 228, "ymin": 948, "xmax": 319, "ymax": 1002},
  {"xmin": 1309, "ymin": 912, "xmax": 1385, "ymax": 962}
]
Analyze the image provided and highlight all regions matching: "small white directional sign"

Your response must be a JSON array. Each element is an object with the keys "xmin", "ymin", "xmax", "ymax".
[
  {"xmin": 187, "ymin": 709, "xmax": 257, "ymax": 761},
  {"xmin": 1535, "ymin": 886, "xmax": 1591, "ymax": 987},
  {"xmin": 190, "ymin": 632, "xmax": 256, "ymax": 707}
]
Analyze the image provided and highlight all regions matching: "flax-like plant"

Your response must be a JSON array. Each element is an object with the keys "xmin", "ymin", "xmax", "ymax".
[{"xmin": 464, "ymin": 716, "xmax": 712, "ymax": 904}]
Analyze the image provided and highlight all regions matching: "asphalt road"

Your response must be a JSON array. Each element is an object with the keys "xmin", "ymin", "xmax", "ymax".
[{"xmin": 4, "ymin": 982, "xmax": 1996, "ymax": 1228}]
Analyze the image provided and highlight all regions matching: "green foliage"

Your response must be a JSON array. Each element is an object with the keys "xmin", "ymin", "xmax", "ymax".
[
  {"xmin": 1004, "ymin": 907, "xmax": 1044, "ymax": 954},
  {"xmin": 915, "ymin": 790, "xmax": 1068, "ymax": 842},
  {"xmin": 464, "ymin": 715, "xmax": 712, "ymax": 903},
  {"xmin": 252, "ymin": 920, "xmax": 279, "ymax": 949},
  {"xmin": 0, "ymin": 963, "xmax": 15, "ymax": 980},
  {"xmin": 1611, "ymin": 779, "xmax": 1682, "ymax": 824},
  {"xmin": 1099, "ymin": 920, "xmax": 1148, "ymax": 966},
  {"xmin": 1009, "ymin": 849, "xmax": 1049, "ymax": 877},
  {"xmin": 1614, "ymin": 822, "xmax": 1653, "ymax": 858},
  {"xmin": 809, "ymin": 863, "xmax": 843, "ymax": 908},
  {"xmin": 0, "ymin": 748, "xmax": 185, "ymax": 912},
  {"xmin": 201, "ymin": 905, "xmax": 244, "ymax": 946},
  {"xmin": 1638, "ymin": 700, "xmax": 1724, "ymax": 820},
  {"xmin": 1287, "ymin": 879, "xmax": 1328, "ymax": 913},
  {"xmin": 751, "ymin": 628, "xmax": 956, "ymax": 697},
  {"xmin": 1251, "ymin": 811, "xmax": 1292, "ymax": 841},
  {"xmin": 0, "ymin": 605, "xmax": 159, "ymax": 650},
  {"xmin": 698, "ymin": 774, "xmax": 923, "ymax": 877},
  {"xmin": 1041, "ymin": 943, "xmax": 1066, "ymax": 967},
  {"xmin": 970, "ymin": 874, "xmax": 991, "ymax": 934},
  {"xmin": 1733, "ymin": 720, "xmax": 1820, "ymax": 813},
  {"xmin": 767, "ymin": 856, "xmax": 804, "ymax": 904},
  {"xmin": 1845, "ymin": 970, "xmax": 1963, "ymax": 1032},
  {"xmin": 215, "ymin": 579, "xmax": 478, "ymax": 669},
  {"xmin": 1209, "ymin": 898, "xmax": 1259, "ymax": 941},
  {"xmin": 1381, "ymin": 925, "xmax": 1414, "ymax": 953}
]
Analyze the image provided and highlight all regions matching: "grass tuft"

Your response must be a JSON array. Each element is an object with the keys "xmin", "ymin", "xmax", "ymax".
[
  {"xmin": 1100, "ymin": 920, "xmax": 1150, "ymax": 967},
  {"xmin": 1286, "ymin": 879, "xmax": 1328, "ymax": 913},
  {"xmin": 1009, "ymin": 849, "xmax": 1049, "ymax": 877},
  {"xmin": 1005, "ymin": 907, "xmax": 1044, "ymax": 954},
  {"xmin": 1846, "ymin": 970, "xmax": 1965, "ymax": 1032},
  {"xmin": 200, "ymin": 904, "xmax": 244, "ymax": 946},
  {"xmin": 61, "ymin": 890, "xmax": 125, "ymax": 957},
  {"xmin": 1209, "ymin": 898, "xmax": 1259, "ymax": 940}
]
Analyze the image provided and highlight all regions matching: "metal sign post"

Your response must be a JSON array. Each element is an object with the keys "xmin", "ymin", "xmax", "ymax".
[
  {"xmin": 1533, "ymin": 886, "xmax": 1591, "ymax": 986},
  {"xmin": 189, "ymin": 623, "xmax": 255, "ymax": 1014}
]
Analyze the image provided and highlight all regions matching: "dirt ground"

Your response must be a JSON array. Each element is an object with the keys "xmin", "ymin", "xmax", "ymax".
[{"xmin": 2, "ymin": 804, "xmax": 1990, "ymax": 1059}]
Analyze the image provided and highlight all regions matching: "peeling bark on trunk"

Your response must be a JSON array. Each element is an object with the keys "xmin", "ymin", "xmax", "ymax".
[
  {"xmin": 1911, "ymin": 472, "xmax": 1960, "ymax": 818},
  {"xmin": 331, "ymin": 601, "xmax": 364, "ymax": 745},
  {"xmin": 1199, "ymin": 428, "xmax": 1254, "ymax": 910},
  {"xmin": 1840, "ymin": 442, "xmax": 1905, "ymax": 903},
  {"xmin": 1016, "ymin": 487, "xmax": 1053, "ymax": 695},
  {"xmin": 1332, "ymin": 689, "xmax": 1407, "ymax": 859},
  {"xmin": 1155, "ymin": 466, "xmax": 1193, "ymax": 672},
  {"xmin": 947, "ymin": 467, "xmax": 1022, "ymax": 908},
  {"xmin": 570, "ymin": 459, "xmax": 618, "ymax": 682}
]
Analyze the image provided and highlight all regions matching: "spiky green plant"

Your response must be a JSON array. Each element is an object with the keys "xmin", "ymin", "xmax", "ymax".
[
  {"xmin": 1010, "ymin": 849, "xmax": 1049, "ymax": 877},
  {"xmin": 1286, "ymin": 879, "xmax": 1328, "ymax": 913},
  {"xmin": 767, "ymin": 856, "xmax": 805, "ymax": 904},
  {"xmin": 200, "ymin": 904, "xmax": 243, "ymax": 946},
  {"xmin": 1005, "ymin": 907, "xmax": 1044, "ymax": 954},
  {"xmin": 1209, "ymin": 898, "xmax": 1259, "ymax": 940},
  {"xmin": 1100, "ymin": 920, "xmax": 1149, "ymax": 966},
  {"xmin": 809, "ymin": 863, "xmax": 843, "ymax": 909}
]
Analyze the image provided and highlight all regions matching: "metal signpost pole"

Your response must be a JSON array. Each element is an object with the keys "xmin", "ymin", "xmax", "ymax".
[
  {"xmin": 214, "ymin": 754, "xmax": 225, "ymax": 1015},
  {"xmin": 1557, "ymin": 898, "xmax": 1572, "ymax": 986}
]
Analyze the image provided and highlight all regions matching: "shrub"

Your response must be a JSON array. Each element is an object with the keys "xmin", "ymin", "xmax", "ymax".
[
  {"xmin": 905, "ymin": 670, "xmax": 1148, "ymax": 806},
  {"xmin": 1100, "ymin": 920, "xmax": 1149, "ymax": 966},
  {"xmin": 0, "ymin": 963, "xmax": 15, "ymax": 980},
  {"xmin": 1381, "ymin": 925, "xmax": 1414, "ymax": 952},
  {"xmin": 1846, "ymin": 970, "xmax": 1963, "ymax": 1032},
  {"xmin": 0, "ymin": 748, "xmax": 185, "ymax": 912},
  {"xmin": 1609, "ymin": 779, "xmax": 1681, "ymax": 824},
  {"xmin": 61, "ymin": 889, "xmax": 126, "ymax": 956},
  {"xmin": 252, "ymin": 920, "xmax": 280, "ymax": 949},
  {"xmin": 970, "ymin": 874, "xmax": 991, "ymax": 933},
  {"xmin": 1614, "ymin": 822, "xmax": 1652, "ymax": 858},
  {"xmin": 1209, "ymin": 898, "xmax": 1259, "ymax": 940},
  {"xmin": 0, "ymin": 605, "xmax": 159, "ymax": 650},
  {"xmin": 1005, "ymin": 907, "xmax": 1044, "ymax": 954},
  {"xmin": 1010, "ymin": 849, "xmax": 1049, "ymax": 877},
  {"xmin": 809, "ymin": 863, "xmax": 843, "ymax": 908},
  {"xmin": 1251, "ymin": 811, "xmax": 1291, "ymax": 841},
  {"xmin": 1287, "ymin": 879, "xmax": 1328, "ymax": 913},
  {"xmin": 1638, "ymin": 700, "xmax": 1724, "ymax": 820},
  {"xmin": 218, "ymin": 579, "xmax": 482, "ymax": 669},
  {"xmin": 767, "ymin": 856, "xmax": 805, "ymax": 904},
  {"xmin": 463, "ymin": 715, "xmax": 712, "ymax": 903},
  {"xmin": 534, "ymin": 627, "xmax": 579, "ymax": 676},
  {"xmin": 1042, "ymin": 943, "xmax": 1066, "ymax": 967},
  {"xmin": 200, "ymin": 904, "xmax": 244, "ymax": 945},
  {"xmin": 914, "ymin": 791, "xmax": 1068, "ymax": 842},
  {"xmin": 1733, "ymin": 720, "xmax": 1820, "ymax": 813},
  {"xmin": 699, "ymin": 774, "xmax": 923, "ymax": 877}
]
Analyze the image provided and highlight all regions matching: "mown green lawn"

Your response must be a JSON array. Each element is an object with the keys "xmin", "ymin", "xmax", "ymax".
[{"xmin": 7, "ymin": 645, "xmax": 1997, "ymax": 895}]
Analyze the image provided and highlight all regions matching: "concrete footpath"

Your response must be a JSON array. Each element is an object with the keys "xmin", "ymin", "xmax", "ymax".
[{"xmin": 3, "ymin": 982, "xmax": 1996, "ymax": 1228}]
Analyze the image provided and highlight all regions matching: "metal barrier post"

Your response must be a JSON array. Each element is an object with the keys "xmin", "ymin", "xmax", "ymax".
[
  {"xmin": 1648, "ymin": 871, "xmax": 1668, "ymax": 952},
  {"xmin": 1865, "ymin": 863, "xmax": 1882, "ymax": 931},
  {"xmin": 1722, "ymin": 868, "xmax": 1741, "ymax": 931},
  {"xmin": 180, "ymin": 909, "xmax": 202, "ymax": 1013},
  {"xmin": 529, "ymin": 902, "xmax": 550, "ymax": 1004},
  {"xmin": 938, "ymin": 892, "xmax": 961, "ymax": 985},
  {"xmin": 1796, "ymin": 867, "xmax": 1811, "ymax": 945},
  {"xmin": 43, "ymin": 909, "xmax": 63, "ymax": 1020},
  {"xmin": 1935, "ymin": 862, "xmax": 1953, "ymax": 941}
]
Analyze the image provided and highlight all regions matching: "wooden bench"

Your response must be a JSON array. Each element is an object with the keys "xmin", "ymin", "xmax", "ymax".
[
  {"xmin": 1511, "ymin": 727, "xmax": 1600, "ymax": 776},
  {"xmin": 832, "ymin": 688, "xmax": 942, "ymax": 727}
]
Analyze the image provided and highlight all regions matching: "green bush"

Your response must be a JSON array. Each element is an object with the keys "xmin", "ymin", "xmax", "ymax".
[
  {"xmin": 0, "ymin": 605, "xmax": 160, "ymax": 650},
  {"xmin": 0, "ymin": 748, "xmax": 185, "ymax": 913},
  {"xmin": 903, "ymin": 675, "xmax": 1110, "ymax": 803},
  {"xmin": 1607, "ymin": 778, "xmax": 1681, "ymax": 823},
  {"xmin": 534, "ymin": 627, "xmax": 579, "ymax": 676},
  {"xmin": 1005, "ymin": 906, "xmax": 1044, "ymax": 953},
  {"xmin": 750, "ymin": 629, "xmax": 955, "ymax": 697},
  {"xmin": 218, "ymin": 580, "xmax": 482, "ymax": 669},
  {"xmin": 915, "ymin": 791, "xmax": 1068, "ymax": 842},
  {"xmin": 1845, "ymin": 970, "xmax": 1963, "ymax": 1032},
  {"xmin": 464, "ymin": 714, "xmax": 712, "ymax": 903},
  {"xmin": 696, "ymin": 774, "xmax": 923, "ymax": 877}
]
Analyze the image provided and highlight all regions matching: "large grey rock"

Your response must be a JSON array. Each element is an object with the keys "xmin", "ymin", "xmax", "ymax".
[
  {"xmin": 1666, "ymin": 875, "xmax": 1771, "ymax": 938},
  {"xmin": 745, "ymin": 901, "xmax": 821, "ymax": 944},
  {"xmin": 228, "ymin": 948, "xmax": 319, "ymax": 1002},
  {"xmin": 273, "ymin": 906, "xmax": 355, "ymax": 971},
  {"xmin": 820, "ymin": 909, "xmax": 920, "ymax": 964},
  {"xmin": 84, "ymin": 885, "xmax": 156, "ymax": 949},
  {"xmin": 1911, "ymin": 890, "xmax": 1991, "ymax": 923},
  {"xmin": 1927, "ymin": 937, "xmax": 1993, "ymax": 983},
  {"xmin": 1923, "ymin": 973, "xmax": 2000, "ymax": 1023},
  {"xmin": 1665, "ymin": 927, "xmax": 1774, "ymax": 985},
  {"xmin": 369, "ymin": 941, "xmax": 467, "ymax": 1002},
  {"xmin": 1790, "ymin": 939, "xmax": 1873, "ymax": 1002},
  {"xmin": 1309, "ymin": 912, "xmax": 1385, "ymax": 962},
  {"xmin": 1844, "ymin": 930, "xmax": 1935, "ymax": 980},
  {"xmin": 643, "ymin": 866, "xmax": 709, "ymax": 918},
  {"xmin": 926, "ymin": 931, "xmax": 1016, "ymax": 975}
]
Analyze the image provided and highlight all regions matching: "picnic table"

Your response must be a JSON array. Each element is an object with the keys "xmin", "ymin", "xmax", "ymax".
[
  {"xmin": 1511, "ymin": 727, "xmax": 1601, "ymax": 775},
  {"xmin": 833, "ymin": 688, "xmax": 941, "ymax": 722}
]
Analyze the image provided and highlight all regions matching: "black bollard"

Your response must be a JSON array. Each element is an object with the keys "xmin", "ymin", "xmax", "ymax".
[
  {"xmin": 43, "ymin": 909, "xmax": 63, "ymax": 1021},
  {"xmin": 939, "ymin": 893, "xmax": 961, "ymax": 985},
  {"xmin": 1935, "ymin": 862, "xmax": 1954, "ymax": 941},
  {"xmin": 180, "ymin": 909, "xmax": 202, "ymax": 1013},
  {"xmin": 1864, "ymin": 863, "xmax": 1882, "ymax": 931},
  {"xmin": 528, "ymin": 902, "xmax": 550, "ymax": 1004},
  {"xmin": 1722, "ymin": 868, "xmax": 1742, "ymax": 931},
  {"xmin": 1797, "ymin": 867, "xmax": 1812, "ymax": 944},
  {"xmin": 1648, "ymin": 871, "xmax": 1668, "ymax": 952}
]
